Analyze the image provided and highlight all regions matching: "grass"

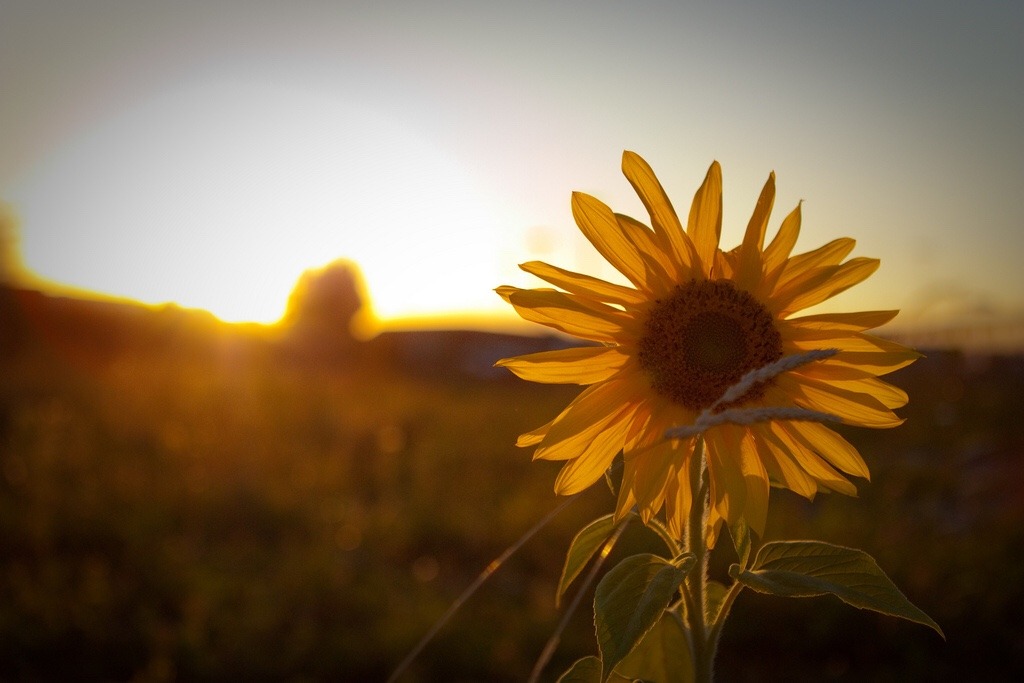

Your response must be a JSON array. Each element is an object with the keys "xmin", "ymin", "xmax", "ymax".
[{"xmin": 1, "ymin": 336, "xmax": 1022, "ymax": 681}]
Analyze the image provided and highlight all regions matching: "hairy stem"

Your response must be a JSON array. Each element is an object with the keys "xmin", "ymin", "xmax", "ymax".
[{"xmin": 685, "ymin": 438, "xmax": 713, "ymax": 682}]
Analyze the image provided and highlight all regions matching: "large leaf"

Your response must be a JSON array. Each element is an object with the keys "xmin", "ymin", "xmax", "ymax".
[
  {"xmin": 730, "ymin": 540, "xmax": 944, "ymax": 638},
  {"xmin": 595, "ymin": 553, "xmax": 695, "ymax": 681},
  {"xmin": 557, "ymin": 656, "xmax": 603, "ymax": 683},
  {"xmin": 615, "ymin": 611, "xmax": 694, "ymax": 683},
  {"xmin": 557, "ymin": 514, "xmax": 617, "ymax": 607},
  {"xmin": 557, "ymin": 655, "xmax": 650, "ymax": 683}
]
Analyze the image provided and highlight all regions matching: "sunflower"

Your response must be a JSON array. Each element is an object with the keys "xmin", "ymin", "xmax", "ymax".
[{"xmin": 496, "ymin": 151, "xmax": 918, "ymax": 547}]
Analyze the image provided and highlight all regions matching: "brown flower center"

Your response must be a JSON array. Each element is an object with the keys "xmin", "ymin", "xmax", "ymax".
[{"xmin": 637, "ymin": 279, "xmax": 783, "ymax": 411}]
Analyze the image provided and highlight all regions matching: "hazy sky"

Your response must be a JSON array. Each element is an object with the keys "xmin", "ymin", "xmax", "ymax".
[{"xmin": 1, "ymin": 1, "xmax": 1021, "ymax": 330}]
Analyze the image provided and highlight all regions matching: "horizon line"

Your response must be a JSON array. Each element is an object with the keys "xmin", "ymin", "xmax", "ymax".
[{"xmin": 6, "ymin": 274, "xmax": 1024, "ymax": 353}]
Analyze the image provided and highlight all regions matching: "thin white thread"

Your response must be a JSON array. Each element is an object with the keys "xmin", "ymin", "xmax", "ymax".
[
  {"xmin": 665, "ymin": 406, "xmax": 839, "ymax": 439},
  {"xmin": 664, "ymin": 348, "xmax": 841, "ymax": 440},
  {"xmin": 711, "ymin": 348, "xmax": 838, "ymax": 410}
]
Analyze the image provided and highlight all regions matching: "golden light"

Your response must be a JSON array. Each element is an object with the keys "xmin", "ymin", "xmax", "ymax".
[{"xmin": 9, "ymin": 77, "xmax": 519, "ymax": 327}]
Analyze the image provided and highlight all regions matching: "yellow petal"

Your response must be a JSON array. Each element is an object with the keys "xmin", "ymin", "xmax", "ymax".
[
  {"xmin": 753, "ymin": 425, "xmax": 818, "ymax": 499},
  {"xmin": 782, "ymin": 325, "xmax": 912, "ymax": 352},
  {"xmin": 773, "ymin": 237, "xmax": 856, "ymax": 291},
  {"xmin": 738, "ymin": 429, "xmax": 770, "ymax": 537},
  {"xmin": 773, "ymin": 257, "xmax": 880, "ymax": 315},
  {"xmin": 844, "ymin": 376, "xmax": 909, "ymax": 410},
  {"xmin": 623, "ymin": 402, "xmax": 656, "ymax": 451},
  {"xmin": 615, "ymin": 213, "xmax": 679, "ymax": 291},
  {"xmin": 705, "ymin": 511, "xmax": 725, "ymax": 549},
  {"xmin": 571, "ymin": 192, "xmax": 655, "ymax": 292},
  {"xmin": 495, "ymin": 285, "xmax": 518, "ymax": 303},
  {"xmin": 552, "ymin": 455, "xmax": 608, "ymax": 496},
  {"xmin": 553, "ymin": 407, "xmax": 634, "ymax": 495},
  {"xmin": 770, "ymin": 422, "xmax": 858, "ymax": 496},
  {"xmin": 782, "ymin": 326, "xmax": 922, "ymax": 375},
  {"xmin": 714, "ymin": 248, "xmax": 735, "ymax": 280},
  {"xmin": 505, "ymin": 287, "xmax": 637, "ymax": 343},
  {"xmin": 620, "ymin": 151, "xmax": 702, "ymax": 278},
  {"xmin": 519, "ymin": 261, "xmax": 645, "ymax": 307},
  {"xmin": 775, "ymin": 374, "xmax": 904, "ymax": 428},
  {"xmin": 534, "ymin": 378, "xmax": 638, "ymax": 460},
  {"xmin": 762, "ymin": 202, "xmax": 802, "ymax": 277},
  {"xmin": 621, "ymin": 407, "xmax": 692, "ymax": 525},
  {"xmin": 788, "ymin": 360, "xmax": 891, "ymax": 382},
  {"xmin": 496, "ymin": 346, "xmax": 632, "ymax": 385},
  {"xmin": 790, "ymin": 360, "xmax": 913, "ymax": 393},
  {"xmin": 735, "ymin": 172, "xmax": 775, "ymax": 292},
  {"xmin": 661, "ymin": 440, "xmax": 695, "ymax": 537},
  {"xmin": 517, "ymin": 382, "xmax": 603, "ymax": 449},
  {"xmin": 516, "ymin": 420, "xmax": 551, "ymax": 447},
  {"xmin": 791, "ymin": 367, "xmax": 909, "ymax": 410},
  {"xmin": 533, "ymin": 409, "xmax": 621, "ymax": 460},
  {"xmin": 520, "ymin": 382, "xmax": 595, "ymax": 446},
  {"xmin": 628, "ymin": 402, "xmax": 693, "ymax": 448},
  {"xmin": 829, "ymin": 350, "xmax": 921, "ymax": 375},
  {"xmin": 629, "ymin": 439, "xmax": 679, "ymax": 523},
  {"xmin": 705, "ymin": 426, "xmax": 747, "ymax": 527},
  {"xmin": 616, "ymin": 457, "xmax": 638, "ymax": 518},
  {"xmin": 686, "ymin": 161, "xmax": 723, "ymax": 277},
  {"xmin": 785, "ymin": 309, "xmax": 900, "ymax": 332},
  {"xmin": 788, "ymin": 421, "xmax": 871, "ymax": 480}
]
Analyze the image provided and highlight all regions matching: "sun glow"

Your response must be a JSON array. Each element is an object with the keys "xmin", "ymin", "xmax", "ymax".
[{"xmin": 9, "ymin": 78, "xmax": 518, "ymax": 326}]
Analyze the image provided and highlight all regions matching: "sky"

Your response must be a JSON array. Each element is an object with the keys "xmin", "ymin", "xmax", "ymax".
[{"xmin": 1, "ymin": 0, "xmax": 1022, "ymax": 335}]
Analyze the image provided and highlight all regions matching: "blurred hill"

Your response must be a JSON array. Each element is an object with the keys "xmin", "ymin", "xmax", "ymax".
[{"xmin": 0, "ymin": 262, "xmax": 568, "ymax": 378}]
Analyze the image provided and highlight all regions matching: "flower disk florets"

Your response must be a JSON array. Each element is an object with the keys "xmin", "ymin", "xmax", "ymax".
[{"xmin": 637, "ymin": 279, "xmax": 783, "ymax": 411}]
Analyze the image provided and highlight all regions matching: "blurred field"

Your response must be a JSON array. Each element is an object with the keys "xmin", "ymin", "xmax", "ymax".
[{"xmin": 1, "ymin": 285, "xmax": 1022, "ymax": 681}]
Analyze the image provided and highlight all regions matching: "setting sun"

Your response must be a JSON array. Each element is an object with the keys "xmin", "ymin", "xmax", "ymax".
[
  {"xmin": 3, "ymin": 1, "xmax": 1022, "ymax": 341},
  {"xmin": 9, "ymin": 78, "xmax": 519, "ymax": 326}
]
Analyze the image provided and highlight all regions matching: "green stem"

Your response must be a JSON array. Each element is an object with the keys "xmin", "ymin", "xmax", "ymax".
[{"xmin": 685, "ymin": 438, "xmax": 713, "ymax": 682}]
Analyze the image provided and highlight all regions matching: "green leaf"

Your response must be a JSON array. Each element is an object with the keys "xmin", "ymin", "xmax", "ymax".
[
  {"xmin": 615, "ymin": 610, "xmax": 694, "ymax": 683},
  {"xmin": 730, "ymin": 540, "xmax": 944, "ymax": 638},
  {"xmin": 558, "ymin": 656, "xmax": 603, "ymax": 683},
  {"xmin": 643, "ymin": 517, "xmax": 682, "ymax": 558},
  {"xmin": 729, "ymin": 517, "xmax": 751, "ymax": 570},
  {"xmin": 671, "ymin": 552, "xmax": 696, "ymax": 572},
  {"xmin": 595, "ymin": 553, "xmax": 695, "ymax": 681},
  {"xmin": 558, "ymin": 514, "xmax": 617, "ymax": 608}
]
